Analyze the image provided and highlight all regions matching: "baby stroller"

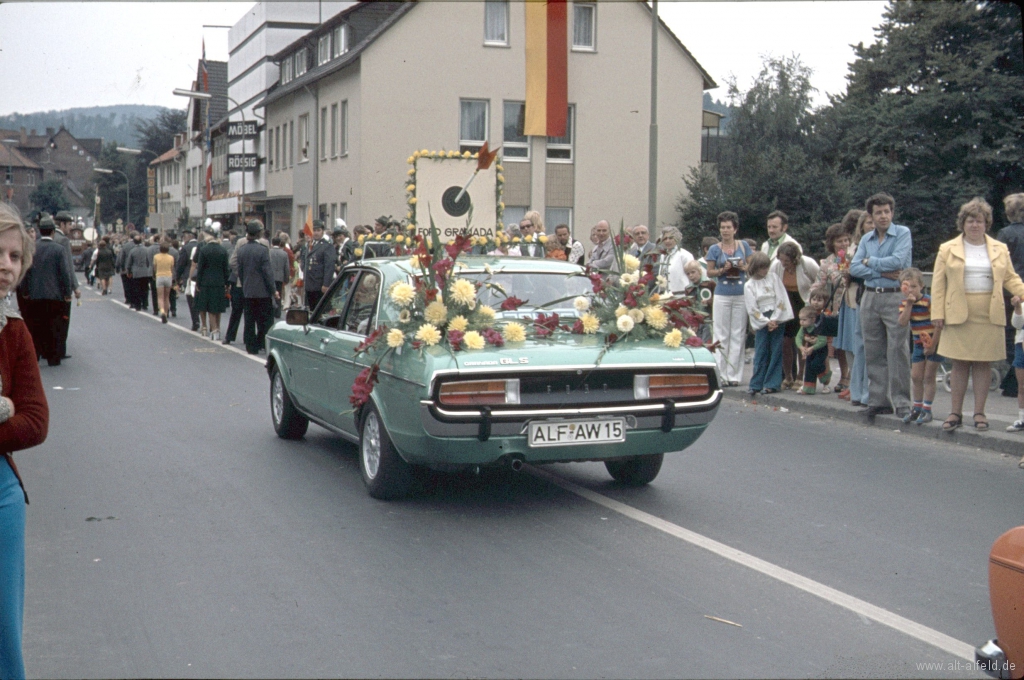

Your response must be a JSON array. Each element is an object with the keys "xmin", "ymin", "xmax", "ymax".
[{"xmin": 937, "ymin": 357, "xmax": 1008, "ymax": 393}]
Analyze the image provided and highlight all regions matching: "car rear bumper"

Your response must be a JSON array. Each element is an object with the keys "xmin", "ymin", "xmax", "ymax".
[{"xmin": 977, "ymin": 639, "xmax": 1019, "ymax": 679}]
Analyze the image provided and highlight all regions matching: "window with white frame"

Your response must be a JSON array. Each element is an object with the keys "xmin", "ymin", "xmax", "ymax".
[
  {"xmin": 298, "ymin": 114, "xmax": 309, "ymax": 161},
  {"xmin": 545, "ymin": 207, "xmax": 572, "ymax": 231},
  {"xmin": 502, "ymin": 101, "xmax": 528, "ymax": 160},
  {"xmin": 274, "ymin": 126, "xmax": 281, "ymax": 171},
  {"xmin": 280, "ymin": 55, "xmax": 293, "ymax": 84},
  {"xmin": 332, "ymin": 25, "xmax": 348, "ymax": 57},
  {"xmin": 288, "ymin": 120, "xmax": 295, "ymax": 167},
  {"xmin": 340, "ymin": 100, "xmax": 349, "ymax": 155},
  {"xmin": 503, "ymin": 206, "xmax": 528, "ymax": 231},
  {"xmin": 318, "ymin": 34, "xmax": 331, "ymax": 66},
  {"xmin": 339, "ymin": 202, "xmax": 347, "ymax": 222},
  {"xmin": 459, "ymin": 99, "xmax": 488, "ymax": 153},
  {"xmin": 547, "ymin": 105, "xmax": 574, "ymax": 161},
  {"xmin": 330, "ymin": 203, "xmax": 337, "ymax": 223},
  {"xmin": 294, "ymin": 48, "xmax": 308, "ymax": 77},
  {"xmin": 267, "ymin": 127, "xmax": 274, "ymax": 170},
  {"xmin": 320, "ymin": 107, "xmax": 328, "ymax": 160},
  {"xmin": 572, "ymin": 3, "xmax": 596, "ymax": 51},
  {"xmin": 330, "ymin": 103, "xmax": 338, "ymax": 157},
  {"xmin": 484, "ymin": 1, "xmax": 509, "ymax": 46}
]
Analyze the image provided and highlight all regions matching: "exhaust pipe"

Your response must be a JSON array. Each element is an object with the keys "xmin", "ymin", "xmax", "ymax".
[{"xmin": 509, "ymin": 457, "xmax": 524, "ymax": 472}]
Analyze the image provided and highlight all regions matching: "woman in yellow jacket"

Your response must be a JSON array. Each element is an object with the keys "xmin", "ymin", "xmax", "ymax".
[{"xmin": 932, "ymin": 197, "xmax": 1024, "ymax": 431}]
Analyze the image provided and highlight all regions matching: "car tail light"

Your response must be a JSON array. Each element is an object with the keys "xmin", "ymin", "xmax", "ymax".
[
  {"xmin": 634, "ymin": 374, "xmax": 710, "ymax": 400},
  {"xmin": 439, "ymin": 379, "xmax": 520, "ymax": 406}
]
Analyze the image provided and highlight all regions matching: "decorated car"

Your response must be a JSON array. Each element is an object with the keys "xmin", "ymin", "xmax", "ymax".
[{"xmin": 266, "ymin": 231, "xmax": 721, "ymax": 499}]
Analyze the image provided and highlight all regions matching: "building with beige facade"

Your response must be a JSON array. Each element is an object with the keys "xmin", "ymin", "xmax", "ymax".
[{"xmin": 258, "ymin": 0, "xmax": 715, "ymax": 245}]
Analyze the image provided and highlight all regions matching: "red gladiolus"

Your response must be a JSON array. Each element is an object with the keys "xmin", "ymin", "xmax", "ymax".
[
  {"xmin": 500, "ymin": 296, "xmax": 526, "ymax": 311},
  {"xmin": 354, "ymin": 325, "xmax": 386, "ymax": 354},
  {"xmin": 483, "ymin": 328, "xmax": 504, "ymax": 347},
  {"xmin": 435, "ymin": 258, "xmax": 454, "ymax": 280},
  {"xmin": 685, "ymin": 335, "xmax": 704, "ymax": 348},
  {"xmin": 424, "ymin": 287, "xmax": 438, "ymax": 303},
  {"xmin": 571, "ymin": 318, "xmax": 584, "ymax": 334},
  {"xmin": 534, "ymin": 312, "xmax": 560, "ymax": 337},
  {"xmin": 447, "ymin": 329, "xmax": 465, "ymax": 351},
  {"xmin": 349, "ymin": 364, "xmax": 380, "ymax": 407}
]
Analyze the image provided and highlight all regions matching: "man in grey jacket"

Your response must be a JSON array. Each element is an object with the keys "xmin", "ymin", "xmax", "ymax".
[
  {"xmin": 125, "ymin": 233, "xmax": 153, "ymax": 311},
  {"xmin": 115, "ymin": 234, "xmax": 135, "ymax": 305},
  {"xmin": 236, "ymin": 220, "xmax": 279, "ymax": 354},
  {"xmin": 269, "ymin": 237, "xmax": 290, "ymax": 319},
  {"xmin": 53, "ymin": 211, "xmax": 81, "ymax": 358}
]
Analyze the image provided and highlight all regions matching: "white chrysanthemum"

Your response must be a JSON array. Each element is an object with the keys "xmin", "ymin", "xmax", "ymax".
[
  {"xmin": 398, "ymin": 309, "xmax": 411, "ymax": 324},
  {"xmin": 463, "ymin": 331, "xmax": 485, "ymax": 350},
  {"xmin": 450, "ymin": 278, "xmax": 477, "ymax": 306},
  {"xmin": 388, "ymin": 282, "xmax": 416, "ymax": 307},
  {"xmin": 616, "ymin": 315, "xmax": 635, "ymax": 333},
  {"xmin": 573, "ymin": 296, "xmax": 590, "ymax": 312},
  {"xmin": 503, "ymin": 322, "xmax": 526, "ymax": 343},
  {"xmin": 663, "ymin": 328, "xmax": 683, "ymax": 348},
  {"xmin": 425, "ymin": 301, "xmax": 448, "ymax": 325},
  {"xmin": 415, "ymin": 324, "xmax": 442, "ymax": 346},
  {"xmin": 619, "ymin": 272, "xmax": 637, "ymax": 286},
  {"xmin": 447, "ymin": 315, "xmax": 469, "ymax": 332},
  {"xmin": 581, "ymin": 313, "xmax": 600, "ymax": 334},
  {"xmin": 386, "ymin": 328, "xmax": 405, "ymax": 348},
  {"xmin": 628, "ymin": 308, "xmax": 645, "ymax": 324},
  {"xmin": 623, "ymin": 253, "xmax": 641, "ymax": 273},
  {"xmin": 656, "ymin": 275, "xmax": 668, "ymax": 288}
]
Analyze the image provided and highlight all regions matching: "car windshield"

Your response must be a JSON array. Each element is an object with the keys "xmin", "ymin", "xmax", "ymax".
[{"xmin": 462, "ymin": 271, "xmax": 592, "ymax": 312}]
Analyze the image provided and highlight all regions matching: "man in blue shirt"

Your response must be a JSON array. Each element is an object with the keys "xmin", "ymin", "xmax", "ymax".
[{"xmin": 849, "ymin": 193, "xmax": 913, "ymax": 418}]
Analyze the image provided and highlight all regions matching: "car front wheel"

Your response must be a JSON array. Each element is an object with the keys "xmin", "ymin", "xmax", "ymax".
[
  {"xmin": 359, "ymin": 404, "xmax": 414, "ymax": 499},
  {"xmin": 271, "ymin": 366, "xmax": 308, "ymax": 439},
  {"xmin": 605, "ymin": 453, "xmax": 664, "ymax": 486}
]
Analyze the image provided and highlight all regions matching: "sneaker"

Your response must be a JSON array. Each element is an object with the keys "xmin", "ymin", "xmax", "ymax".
[
  {"xmin": 902, "ymin": 408, "xmax": 923, "ymax": 424},
  {"xmin": 1007, "ymin": 420, "xmax": 1024, "ymax": 432},
  {"xmin": 819, "ymin": 385, "xmax": 832, "ymax": 394},
  {"xmin": 916, "ymin": 410, "xmax": 933, "ymax": 425}
]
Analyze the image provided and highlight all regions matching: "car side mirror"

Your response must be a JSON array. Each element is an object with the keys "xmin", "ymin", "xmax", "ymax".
[{"xmin": 285, "ymin": 308, "xmax": 309, "ymax": 326}]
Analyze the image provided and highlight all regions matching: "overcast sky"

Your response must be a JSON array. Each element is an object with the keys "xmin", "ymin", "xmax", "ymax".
[{"xmin": 0, "ymin": 1, "xmax": 888, "ymax": 116}]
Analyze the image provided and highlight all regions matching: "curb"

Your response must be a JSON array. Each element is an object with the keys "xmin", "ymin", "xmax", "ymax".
[{"xmin": 721, "ymin": 388, "xmax": 1024, "ymax": 459}]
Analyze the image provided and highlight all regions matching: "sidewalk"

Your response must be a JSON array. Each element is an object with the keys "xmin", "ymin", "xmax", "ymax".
[{"xmin": 721, "ymin": 348, "xmax": 1024, "ymax": 460}]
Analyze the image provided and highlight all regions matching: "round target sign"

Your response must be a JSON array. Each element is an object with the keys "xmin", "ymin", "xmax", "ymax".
[{"xmin": 441, "ymin": 185, "xmax": 471, "ymax": 217}]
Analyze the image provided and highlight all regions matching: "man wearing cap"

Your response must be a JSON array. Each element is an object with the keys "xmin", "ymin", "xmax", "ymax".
[
  {"xmin": 304, "ymin": 220, "xmax": 336, "ymax": 310},
  {"xmin": 176, "ymin": 229, "xmax": 202, "ymax": 332},
  {"xmin": 236, "ymin": 220, "xmax": 279, "ymax": 354},
  {"xmin": 18, "ymin": 215, "xmax": 76, "ymax": 366},
  {"xmin": 53, "ymin": 211, "xmax": 81, "ymax": 358}
]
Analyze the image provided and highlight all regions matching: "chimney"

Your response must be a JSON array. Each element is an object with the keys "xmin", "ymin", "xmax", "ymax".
[
  {"xmin": 46, "ymin": 127, "xmax": 55, "ymax": 137},
  {"xmin": 19, "ymin": 127, "xmax": 27, "ymax": 145}
]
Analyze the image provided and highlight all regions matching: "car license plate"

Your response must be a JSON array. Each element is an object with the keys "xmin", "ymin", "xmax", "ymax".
[{"xmin": 528, "ymin": 418, "xmax": 626, "ymax": 448}]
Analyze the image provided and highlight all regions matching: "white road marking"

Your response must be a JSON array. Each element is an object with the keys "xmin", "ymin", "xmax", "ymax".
[
  {"xmin": 102, "ymin": 292, "xmax": 265, "ymax": 365},
  {"xmin": 528, "ymin": 465, "xmax": 976, "ymax": 662}
]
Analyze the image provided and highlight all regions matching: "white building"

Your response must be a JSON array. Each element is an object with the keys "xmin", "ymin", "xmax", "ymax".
[{"xmin": 147, "ymin": 133, "xmax": 186, "ymax": 232}]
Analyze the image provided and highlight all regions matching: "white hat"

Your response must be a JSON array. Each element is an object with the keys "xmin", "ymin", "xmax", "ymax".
[{"xmin": 335, "ymin": 218, "xmax": 347, "ymax": 229}]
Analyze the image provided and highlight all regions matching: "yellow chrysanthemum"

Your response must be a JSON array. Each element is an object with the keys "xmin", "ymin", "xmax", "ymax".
[
  {"xmin": 615, "ymin": 305, "xmax": 629, "ymax": 318},
  {"xmin": 353, "ymin": 248, "xmax": 363, "ymax": 257},
  {"xmin": 581, "ymin": 313, "xmax": 600, "ymax": 334},
  {"xmin": 408, "ymin": 197, "xmax": 417, "ymax": 205},
  {"xmin": 644, "ymin": 306, "xmax": 668, "ymax": 330},
  {"xmin": 408, "ymin": 255, "xmax": 420, "ymax": 269},
  {"xmin": 512, "ymin": 236, "xmax": 521, "ymax": 243},
  {"xmin": 650, "ymin": 293, "xmax": 661, "ymax": 303},
  {"xmin": 388, "ymin": 282, "xmax": 416, "ymax": 307},
  {"xmin": 628, "ymin": 308, "xmax": 645, "ymax": 324},
  {"xmin": 407, "ymin": 212, "xmax": 414, "ymax": 219},
  {"xmin": 415, "ymin": 323, "xmax": 442, "ymax": 346},
  {"xmin": 450, "ymin": 278, "xmax": 477, "ymax": 306},
  {"xmin": 407, "ymin": 167, "xmax": 416, "ymax": 174},
  {"xmin": 663, "ymin": 328, "xmax": 683, "ymax": 348},
  {"xmin": 497, "ymin": 174, "xmax": 504, "ymax": 183},
  {"xmin": 357, "ymin": 234, "xmax": 366, "ymax": 244},
  {"xmin": 384, "ymin": 234, "xmax": 393, "ymax": 241},
  {"xmin": 498, "ymin": 202, "xmax": 505, "ymax": 210},
  {"xmin": 495, "ymin": 164, "xmax": 503, "ymax": 172},
  {"xmin": 538, "ymin": 234, "xmax": 548, "ymax": 244},
  {"xmin": 623, "ymin": 254, "xmax": 641, "ymax": 273},
  {"xmin": 386, "ymin": 328, "xmax": 405, "ymax": 348},
  {"xmin": 573, "ymin": 296, "xmax": 590, "ymax": 312},
  {"xmin": 503, "ymin": 322, "xmax": 526, "ymax": 343},
  {"xmin": 616, "ymin": 315, "xmax": 635, "ymax": 333},
  {"xmin": 406, "ymin": 184, "xmax": 416, "ymax": 193},
  {"xmin": 420, "ymin": 148, "xmax": 430, "ymax": 156},
  {"xmin": 407, "ymin": 156, "xmax": 415, "ymax": 164},
  {"xmin": 424, "ymin": 301, "xmax": 448, "ymax": 325},
  {"xmin": 478, "ymin": 305, "xmax": 496, "ymax": 321},
  {"xmin": 463, "ymin": 150, "xmax": 472, "ymax": 158},
  {"xmin": 448, "ymin": 315, "xmax": 469, "ymax": 332},
  {"xmin": 463, "ymin": 331, "xmax": 485, "ymax": 350},
  {"xmin": 398, "ymin": 309, "xmax": 411, "ymax": 324},
  {"xmin": 395, "ymin": 235, "xmax": 405, "ymax": 244}
]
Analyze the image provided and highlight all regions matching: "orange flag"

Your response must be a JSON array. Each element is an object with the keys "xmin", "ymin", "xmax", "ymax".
[
  {"xmin": 302, "ymin": 205, "xmax": 313, "ymax": 240},
  {"xmin": 524, "ymin": 0, "xmax": 568, "ymax": 137}
]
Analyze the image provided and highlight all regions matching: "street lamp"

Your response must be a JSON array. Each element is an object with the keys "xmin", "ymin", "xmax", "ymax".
[{"xmin": 93, "ymin": 167, "xmax": 130, "ymax": 232}]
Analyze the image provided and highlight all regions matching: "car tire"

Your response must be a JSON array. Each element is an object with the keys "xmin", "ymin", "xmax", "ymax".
[
  {"xmin": 359, "ymin": 404, "xmax": 414, "ymax": 500},
  {"xmin": 605, "ymin": 453, "xmax": 664, "ymax": 486},
  {"xmin": 270, "ymin": 366, "xmax": 308, "ymax": 439}
]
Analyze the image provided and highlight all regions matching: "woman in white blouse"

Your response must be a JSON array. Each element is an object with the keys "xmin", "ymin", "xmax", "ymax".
[{"xmin": 931, "ymin": 198, "xmax": 1024, "ymax": 431}]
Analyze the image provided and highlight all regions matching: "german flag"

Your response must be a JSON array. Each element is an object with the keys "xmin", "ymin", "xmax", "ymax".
[{"xmin": 524, "ymin": 0, "xmax": 568, "ymax": 137}]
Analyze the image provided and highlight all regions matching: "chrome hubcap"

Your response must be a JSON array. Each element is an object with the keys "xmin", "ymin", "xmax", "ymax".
[
  {"xmin": 272, "ymin": 373, "xmax": 284, "ymax": 425},
  {"xmin": 362, "ymin": 413, "xmax": 381, "ymax": 480}
]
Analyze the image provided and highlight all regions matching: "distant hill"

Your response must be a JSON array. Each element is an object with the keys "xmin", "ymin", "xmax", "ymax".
[{"xmin": 0, "ymin": 104, "xmax": 174, "ymax": 147}]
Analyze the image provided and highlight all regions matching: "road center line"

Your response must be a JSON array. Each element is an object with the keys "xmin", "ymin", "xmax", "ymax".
[{"xmin": 528, "ymin": 465, "xmax": 976, "ymax": 662}]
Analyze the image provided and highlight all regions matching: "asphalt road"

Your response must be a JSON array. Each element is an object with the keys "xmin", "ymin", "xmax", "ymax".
[{"xmin": 15, "ymin": 279, "xmax": 1021, "ymax": 678}]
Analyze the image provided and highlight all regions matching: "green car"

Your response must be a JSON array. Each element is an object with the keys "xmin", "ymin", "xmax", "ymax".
[{"xmin": 265, "ymin": 257, "xmax": 722, "ymax": 499}]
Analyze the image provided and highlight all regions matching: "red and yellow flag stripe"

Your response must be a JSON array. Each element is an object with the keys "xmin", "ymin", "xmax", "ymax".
[{"xmin": 524, "ymin": 0, "xmax": 568, "ymax": 137}]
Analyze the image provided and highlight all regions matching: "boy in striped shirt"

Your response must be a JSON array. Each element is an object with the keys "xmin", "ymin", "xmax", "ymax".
[{"xmin": 898, "ymin": 268, "xmax": 943, "ymax": 424}]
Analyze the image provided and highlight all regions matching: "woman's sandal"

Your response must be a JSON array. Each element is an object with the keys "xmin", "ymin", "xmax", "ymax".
[
  {"xmin": 973, "ymin": 413, "xmax": 989, "ymax": 431},
  {"xmin": 942, "ymin": 413, "xmax": 963, "ymax": 431}
]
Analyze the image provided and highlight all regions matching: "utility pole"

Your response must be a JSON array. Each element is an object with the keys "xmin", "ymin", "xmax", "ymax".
[{"xmin": 648, "ymin": 0, "xmax": 659, "ymax": 233}]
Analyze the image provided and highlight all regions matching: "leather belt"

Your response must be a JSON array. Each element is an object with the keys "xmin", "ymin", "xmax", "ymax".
[{"xmin": 866, "ymin": 287, "xmax": 900, "ymax": 293}]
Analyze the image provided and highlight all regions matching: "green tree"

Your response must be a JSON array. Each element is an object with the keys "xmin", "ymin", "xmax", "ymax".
[
  {"xmin": 29, "ymin": 179, "xmax": 71, "ymax": 215},
  {"xmin": 678, "ymin": 55, "xmax": 851, "ymax": 258},
  {"xmin": 825, "ymin": 0, "xmax": 1024, "ymax": 264}
]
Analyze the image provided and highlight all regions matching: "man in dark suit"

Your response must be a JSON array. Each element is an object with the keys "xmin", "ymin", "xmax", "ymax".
[
  {"xmin": 125, "ymin": 233, "xmax": 153, "ymax": 311},
  {"xmin": 304, "ymin": 220, "xmax": 335, "ymax": 310},
  {"xmin": 236, "ymin": 220, "xmax": 279, "ymax": 354},
  {"xmin": 269, "ymin": 236, "xmax": 290, "ymax": 319},
  {"xmin": 115, "ymin": 233, "xmax": 135, "ymax": 304},
  {"xmin": 176, "ymin": 230, "xmax": 201, "ymax": 331},
  {"xmin": 53, "ymin": 211, "xmax": 81, "ymax": 358},
  {"xmin": 19, "ymin": 215, "xmax": 75, "ymax": 366}
]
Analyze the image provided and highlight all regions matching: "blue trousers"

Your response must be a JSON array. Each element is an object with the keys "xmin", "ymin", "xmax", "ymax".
[
  {"xmin": 850, "ymin": 308, "xmax": 870, "ymax": 403},
  {"xmin": 0, "ymin": 463, "xmax": 25, "ymax": 680},
  {"xmin": 750, "ymin": 326, "xmax": 785, "ymax": 392}
]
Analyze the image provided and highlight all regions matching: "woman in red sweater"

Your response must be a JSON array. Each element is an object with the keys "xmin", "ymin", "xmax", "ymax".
[{"xmin": 0, "ymin": 202, "xmax": 49, "ymax": 680}]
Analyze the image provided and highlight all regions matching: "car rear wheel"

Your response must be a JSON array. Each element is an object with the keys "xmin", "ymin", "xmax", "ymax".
[
  {"xmin": 271, "ymin": 367, "xmax": 308, "ymax": 439},
  {"xmin": 359, "ymin": 404, "xmax": 414, "ymax": 500},
  {"xmin": 605, "ymin": 453, "xmax": 664, "ymax": 486}
]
